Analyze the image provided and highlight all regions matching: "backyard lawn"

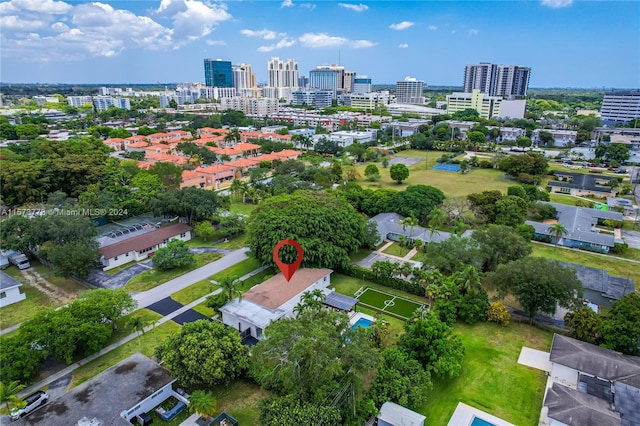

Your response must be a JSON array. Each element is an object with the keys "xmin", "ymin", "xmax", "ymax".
[
  {"xmin": 210, "ymin": 379, "xmax": 269, "ymax": 425},
  {"xmin": 382, "ymin": 242, "xmax": 411, "ymax": 258},
  {"xmin": 531, "ymin": 243, "xmax": 640, "ymax": 284},
  {"xmin": 124, "ymin": 253, "xmax": 222, "ymax": 292},
  {"xmin": 213, "ymin": 233, "xmax": 248, "ymax": 250},
  {"xmin": 420, "ymin": 322, "xmax": 553, "ymax": 426},
  {"xmin": 229, "ymin": 202, "xmax": 258, "ymax": 216},
  {"xmin": 0, "ymin": 264, "xmax": 87, "ymax": 330}
]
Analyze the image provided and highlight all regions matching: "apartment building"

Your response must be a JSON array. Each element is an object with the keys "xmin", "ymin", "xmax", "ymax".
[
  {"xmin": 463, "ymin": 63, "xmax": 531, "ymax": 97},
  {"xmin": 263, "ymin": 57, "xmax": 299, "ymax": 101},
  {"xmin": 291, "ymin": 90, "xmax": 333, "ymax": 108},
  {"xmin": 446, "ymin": 90, "xmax": 502, "ymax": 119},
  {"xmin": 395, "ymin": 77, "xmax": 425, "ymax": 104},
  {"xmin": 601, "ymin": 91, "xmax": 640, "ymax": 123}
]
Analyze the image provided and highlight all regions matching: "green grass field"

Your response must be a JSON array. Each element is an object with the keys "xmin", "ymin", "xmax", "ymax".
[
  {"xmin": 531, "ymin": 243, "xmax": 640, "ymax": 284},
  {"xmin": 214, "ymin": 233, "xmax": 248, "ymax": 250},
  {"xmin": 420, "ymin": 322, "xmax": 553, "ymax": 426},
  {"xmin": 124, "ymin": 252, "xmax": 222, "ymax": 292},
  {"xmin": 382, "ymin": 242, "xmax": 411, "ymax": 257},
  {"xmin": 171, "ymin": 280, "xmax": 219, "ymax": 305},
  {"xmin": 209, "ymin": 257, "xmax": 262, "ymax": 282},
  {"xmin": 356, "ymin": 287, "xmax": 425, "ymax": 319},
  {"xmin": 352, "ymin": 150, "xmax": 513, "ymax": 197}
]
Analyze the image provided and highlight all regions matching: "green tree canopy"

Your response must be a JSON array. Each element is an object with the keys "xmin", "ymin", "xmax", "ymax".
[
  {"xmin": 472, "ymin": 224, "xmax": 532, "ymax": 271},
  {"xmin": 490, "ymin": 257, "xmax": 583, "ymax": 320},
  {"xmin": 150, "ymin": 187, "xmax": 225, "ymax": 224},
  {"xmin": 389, "ymin": 163, "xmax": 410, "ymax": 183},
  {"xmin": 389, "ymin": 185, "xmax": 445, "ymax": 225},
  {"xmin": 152, "ymin": 239, "xmax": 195, "ymax": 270},
  {"xmin": 247, "ymin": 191, "xmax": 366, "ymax": 268},
  {"xmin": 399, "ymin": 313, "xmax": 465, "ymax": 379},
  {"xmin": 601, "ymin": 292, "xmax": 640, "ymax": 355},
  {"xmin": 156, "ymin": 320, "xmax": 250, "ymax": 388},
  {"xmin": 250, "ymin": 309, "xmax": 378, "ymax": 404}
]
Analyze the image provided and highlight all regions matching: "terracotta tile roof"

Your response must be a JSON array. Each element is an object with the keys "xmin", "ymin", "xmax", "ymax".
[
  {"xmin": 234, "ymin": 142, "xmax": 261, "ymax": 150},
  {"xmin": 104, "ymin": 138, "xmax": 125, "ymax": 143},
  {"xmin": 243, "ymin": 268, "xmax": 333, "ymax": 310},
  {"xmin": 99, "ymin": 223, "xmax": 192, "ymax": 259},
  {"xmin": 127, "ymin": 141, "xmax": 149, "ymax": 148},
  {"xmin": 227, "ymin": 158, "xmax": 260, "ymax": 168},
  {"xmin": 272, "ymin": 149, "xmax": 301, "ymax": 158},
  {"xmin": 197, "ymin": 164, "xmax": 236, "ymax": 174}
]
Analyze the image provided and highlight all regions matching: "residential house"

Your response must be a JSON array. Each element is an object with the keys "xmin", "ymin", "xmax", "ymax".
[
  {"xmin": 0, "ymin": 271, "xmax": 26, "ymax": 308},
  {"xmin": 26, "ymin": 352, "xmax": 187, "ymax": 426},
  {"xmin": 548, "ymin": 171, "xmax": 618, "ymax": 198},
  {"xmin": 125, "ymin": 141, "xmax": 150, "ymax": 153},
  {"xmin": 542, "ymin": 334, "xmax": 640, "ymax": 426},
  {"xmin": 607, "ymin": 197, "xmax": 637, "ymax": 217},
  {"xmin": 219, "ymin": 268, "xmax": 334, "ymax": 342},
  {"xmin": 559, "ymin": 261, "xmax": 634, "ymax": 309},
  {"xmin": 370, "ymin": 212, "xmax": 474, "ymax": 247},
  {"xmin": 533, "ymin": 129, "xmax": 578, "ymax": 147},
  {"xmin": 525, "ymin": 202, "xmax": 624, "ymax": 253},
  {"xmin": 181, "ymin": 164, "xmax": 237, "ymax": 189},
  {"xmin": 103, "ymin": 138, "xmax": 126, "ymax": 151},
  {"xmin": 98, "ymin": 223, "xmax": 192, "ymax": 270},
  {"xmin": 377, "ymin": 402, "xmax": 426, "ymax": 426}
]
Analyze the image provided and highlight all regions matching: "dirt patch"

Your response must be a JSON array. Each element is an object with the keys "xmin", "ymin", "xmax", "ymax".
[
  {"xmin": 19, "ymin": 268, "xmax": 74, "ymax": 304},
  {"xmin": 542, "ymin": 219, "xmax": 558, "ymax": 224},
  {"xmin": 114, "ymin": 361, "xmax": 138, "ymax": 375},
  {"xmin": 74, "ymin": 383, "xmax": 96, "ymax": 404}
]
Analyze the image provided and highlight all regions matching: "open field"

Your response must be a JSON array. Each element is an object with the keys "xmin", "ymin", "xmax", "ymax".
[
  {"xmin": 420, "ymin": 322, "xmax": 553, "ymax": 426},
  {"xmin": 229, "ymin": 202, "xmax": 258, "ymax": 216},
  {"xmin": 531, "ymin": 244, "xmax": 640, "ymax": 284},
  {"xmin": 352, "ymin": 151, "xmax": 513, "ymax": 197},
  {"xmin": 355, "ymin": 287, "xmax": 425, "ymax": 319},
  {"xmin": 124, "ymin": 252, "xmax": 222, "ymax": 292}
]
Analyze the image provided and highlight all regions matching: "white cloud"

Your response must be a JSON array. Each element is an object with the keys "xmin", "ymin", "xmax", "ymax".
[
  {"xmin": 469, "ymin": 28, "xmax": 479, "ymax": 35},
  {"xmin": 241, "ymin": 29, "xmax": 285, "ymax": 40},
  {"xmin": 281, "ymin": 0, "xmax": 293, "ymax": 7},
  {"xmin": 0, "ymin": 15, "xmax": 47, "ymax": 29},
  {"xmin": 389, "ymin": 21, "xmax": 414, "ymax": 30},
  {"xmin": 257, "ymin": 37, "xmax": 296, "ymax": 52},
  {"xmin": 166, "ymin": 0, "xmax": 232, "ymax": 45},
  {"xmin": 50, "ymin": 21, "xmax": 69, "ymax": 32},
  {"xmin": 428, "ymin": 25, "xmax": 437, "ymax": 31},
  {"xmin": 338, "ymin": 3, "xmax": 368, "ymax": 12},
  {"xmin": 541, "ymin": 0, "xmax": 573, "ymax": 8},
  {"xmin": 2, "ymin": 0, "xmax": 72, "ymax": 14},
  {"xmin": 299, "ymin": 32, "xmax": 375, "ymax": 48},
  {"xmin": 206, "ymin": 39, "xmax": 226, "ymax": 46},
  {"xmin": 300, "ymin": 3, "xmax": 316, "ymax": 9},
  {"xmin": 398, "ymin": 43, "xmax": 409, "ymax": 48}
]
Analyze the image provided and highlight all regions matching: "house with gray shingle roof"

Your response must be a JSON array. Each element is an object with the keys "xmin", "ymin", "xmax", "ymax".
[
  {"xmin": 548, "ymin": 171, "xmax": 618, "ymax": 198},
  {"xmin": 369, "ymin": 212, "xmax": 473, "ymax": 247},
  {"xmin": 558, "ymin": 261, "xmax": 634, "ymax": 308},
  {"xmin": 0, "ymin": 270, "xmax": 26, "ymax": 308},
  {"xmin": 525, "ymin": 202, "xmax": 624, "ymax": 253},
  {"xmin": 543, "ymin": 334, "xmax": 640, "ymax": 426}
]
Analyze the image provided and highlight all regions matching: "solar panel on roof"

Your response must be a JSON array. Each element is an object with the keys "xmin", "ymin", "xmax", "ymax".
[{"xmin": 324, "ymin": 292, "xmax": 358, "ymax": 311}]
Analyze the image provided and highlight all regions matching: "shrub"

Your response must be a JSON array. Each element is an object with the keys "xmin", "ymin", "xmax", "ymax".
[
  {"xmin": 339, "ymin": 264, "xmax": 424, "ymax": 296},
  {"xmin": 478, "ymin": 160, "xmax": 493, "ymax": 169},
  {"xmin": 611, "ymin": 242, "xmax": 628, "ymax": 254},
  {"xmin": 487, "ymin": 301, "xmax": 510, "ymax": 326}
]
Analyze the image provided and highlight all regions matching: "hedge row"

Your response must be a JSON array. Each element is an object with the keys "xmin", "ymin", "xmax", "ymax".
[{"xmin": 338, "ymin": 264, "xmax": 425, "ymax": 296}]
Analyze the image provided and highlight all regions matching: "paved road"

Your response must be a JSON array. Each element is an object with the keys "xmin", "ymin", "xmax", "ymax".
[{"xmin": 133, "ymin": 247, "xmax": 249, "ymax": 309}]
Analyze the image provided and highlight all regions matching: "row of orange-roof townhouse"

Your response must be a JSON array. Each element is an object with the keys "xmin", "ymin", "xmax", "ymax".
[{"xmin": 179, "ymin": 149, "xmax": 302, "ymax": 190}]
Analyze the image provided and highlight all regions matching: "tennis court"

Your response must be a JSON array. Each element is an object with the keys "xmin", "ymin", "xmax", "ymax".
[
  {"xmin": 432, "ymin": 163, "xmax": 461, "ymax": 172},
  {"xmin": 354, "ymin": 287, "xmax": 425, "ymax": 320}
]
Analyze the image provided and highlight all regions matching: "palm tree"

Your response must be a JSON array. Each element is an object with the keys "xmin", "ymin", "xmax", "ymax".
[
  {"xmin": 399, "ymin": 215, "xmax": 419, "ymax": 238},
  {"xmin": 218, "ymin": 276, "xmax": 242, "ymax": 302},
  {"xmin": 229, "ymin": 179, "xmax": 244, "ymax": 203},
  {"xmin": 547, "ymin": 223, "xmax": 568, "ymax": 248},
  {"xmin": 188, "ymin": 390, "xmax": 217, "ymax": 421},
  {"xmin": 0, "ymin": 381, "xmax": 26, "ymax": 412},
  {"xmin": 293, "ymin": 289, "xmax": 326, "ymax": 317},
  {"xmin": 455, "ymin": 265, "xmax": 481, "ymax": 295},
  {"xmin": 427, "ymin": 208, "xmax": 447, "ymax": 238},
  {"xmin": 127, "ymin": 316, "xmax": 149, "ymax": 353}
]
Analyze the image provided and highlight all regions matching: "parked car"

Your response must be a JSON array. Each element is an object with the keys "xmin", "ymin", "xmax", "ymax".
[{"xmin": 10, "ymin": 391, "xmax": 49, "ymax": 420}]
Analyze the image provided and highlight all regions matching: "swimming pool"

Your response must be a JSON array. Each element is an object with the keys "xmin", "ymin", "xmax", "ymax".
[
  {"xmin": 433, "ymin": 163, "xmax": 462, "ymax": 172},
  {"xmin": 471, "ymin": 416, "xmax": 496, "ymax": 426},
  {"xmin": 351, "ymin": 318, "xmax": 373, "ymax": 330}
]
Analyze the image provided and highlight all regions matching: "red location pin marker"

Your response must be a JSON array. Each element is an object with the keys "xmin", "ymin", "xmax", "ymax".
[{"xmin": 273, "ymin": 239, "xmax": 304, "ymax": 282}]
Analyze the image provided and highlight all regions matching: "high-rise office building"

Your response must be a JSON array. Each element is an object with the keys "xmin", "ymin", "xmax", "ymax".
[
  {"xmin": 232, "ymin": 64, "xmax": 256, "ymax": 90},
  {"xmin": 353, "ymin": 76, "xmax": 372, "ymax": 94},
  {"xmin": 601, "ymin": 91, "xmax": 640, "ymax": 123},
  {"xmin": 395, "ymin": 76, "xmax": 425, "ymax": 104},
  {"xmin": 463, "ymin": 63, "xmax": 531, "ymax": 97},
  {"xmin": 204, "ymin": 59, "xmax": 233, "ymax": 87},
  {"xmin": 309, "ymin": 67, "xmax": 339, "ymax": 99}
]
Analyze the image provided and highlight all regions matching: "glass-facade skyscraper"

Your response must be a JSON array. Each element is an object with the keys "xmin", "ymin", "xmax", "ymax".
[{"xmin": 204, "ymin": 59, "xmax": 233, "ymax": 87}]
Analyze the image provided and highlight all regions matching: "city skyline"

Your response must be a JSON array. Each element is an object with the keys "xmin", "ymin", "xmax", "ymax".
[{"xmin": 1, "ymin": 0, "xmax": 639, "ymax": 88}]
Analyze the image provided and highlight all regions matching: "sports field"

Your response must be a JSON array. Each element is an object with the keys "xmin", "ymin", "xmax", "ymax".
[{"xmin": 354, "ymin": 287, "xmax": 425, "ymax": 319}]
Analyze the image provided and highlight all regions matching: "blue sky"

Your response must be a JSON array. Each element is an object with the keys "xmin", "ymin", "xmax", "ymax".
[{"xmin": 1, "ymin": 0, "xmax": 638, "ymax": 88}]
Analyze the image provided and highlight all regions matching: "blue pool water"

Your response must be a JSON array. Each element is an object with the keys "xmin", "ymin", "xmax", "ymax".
[
  {"xmin": 432, "ymin": 163, "xmax": 462, "ymax": 172},
  {"xmin": 351, "ymin": 318, "xmax": 372, "ymax": 330},
  {"xmin": 470, "ymin": 417, "xmax": 496, "ymax": 426}
]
